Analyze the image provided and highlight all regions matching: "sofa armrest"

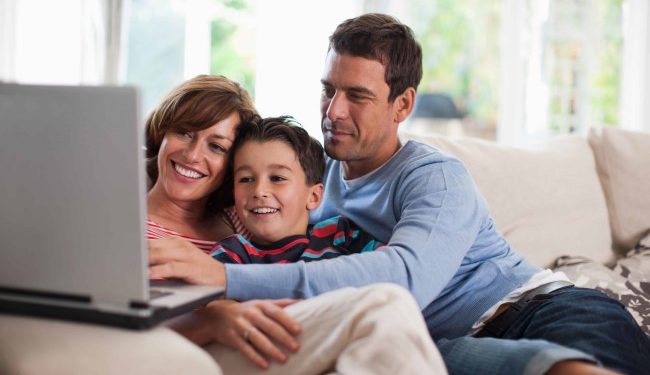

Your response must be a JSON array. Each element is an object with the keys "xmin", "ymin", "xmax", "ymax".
[{"xmin": 0, "ymin": 314, "xmax": 222, "ymax": 375}]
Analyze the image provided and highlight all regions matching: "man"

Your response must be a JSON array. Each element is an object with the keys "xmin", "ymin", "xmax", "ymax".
[{"xmin": 157, "ymin": 13, "xmax": 650, "ymax": 375}]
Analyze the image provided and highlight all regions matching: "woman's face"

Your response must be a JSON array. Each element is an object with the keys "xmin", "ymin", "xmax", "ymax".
[{"xmin": 152, "ymin": 112, "xmax": 240, "ymax": 206}]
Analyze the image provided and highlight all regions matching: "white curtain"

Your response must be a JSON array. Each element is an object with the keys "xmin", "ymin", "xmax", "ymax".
[
  {"xmin": 619, "ymin": 0, "xmax": 650, "ymax": 133},
  {"xmin": 0, "ymin": 0, "xmax": 123, "ymax": 85}
]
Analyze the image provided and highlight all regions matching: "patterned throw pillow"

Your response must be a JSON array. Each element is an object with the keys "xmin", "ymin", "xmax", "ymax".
[{"xmin": 553, "ymin": 248, "xmax": 650, "ymax": 335}]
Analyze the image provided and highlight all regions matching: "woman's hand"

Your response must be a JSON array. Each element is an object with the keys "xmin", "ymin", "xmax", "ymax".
[
  {"xmin": 202, "ymin": 299, "xmax": 302, "ymax": 369},
  {"xmin": 148, "ymin": 237, "xmax": 226, "ymax": 286}
]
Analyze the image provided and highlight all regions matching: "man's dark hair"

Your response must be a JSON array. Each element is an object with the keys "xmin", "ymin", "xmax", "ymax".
[
  {"xmin": 329, "ymin": 13, "xmax": 423, "ymax": 102},
  {"xmin": 231, "ymin": 116, "xmax": 325, "ymax": 185}
]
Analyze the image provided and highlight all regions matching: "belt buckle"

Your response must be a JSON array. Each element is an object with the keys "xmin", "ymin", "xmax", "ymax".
[{"xmin": 522, "ymin": 280, "xmax": 574, "ymax": 302}]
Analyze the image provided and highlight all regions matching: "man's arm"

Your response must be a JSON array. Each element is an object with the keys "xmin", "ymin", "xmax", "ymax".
[{"xmin": 225, "ymin": 160, "xmax": 485, "ymax": 308}]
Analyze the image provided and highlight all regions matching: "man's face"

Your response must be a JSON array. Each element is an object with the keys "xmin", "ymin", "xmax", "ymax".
[{"xmin": 320, "ymin": 50, "xmax": 401, "ymax": 179}]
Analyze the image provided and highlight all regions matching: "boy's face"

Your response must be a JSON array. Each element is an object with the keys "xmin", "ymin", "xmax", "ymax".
[{"xmin": 233, "ymin": 140, "xmax": 323, "ymax": 245}]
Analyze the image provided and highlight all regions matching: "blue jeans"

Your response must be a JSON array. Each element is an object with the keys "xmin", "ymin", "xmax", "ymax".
[{"xmin": 437, "ymin": 287, "xmax": 650, "ymax": 375}]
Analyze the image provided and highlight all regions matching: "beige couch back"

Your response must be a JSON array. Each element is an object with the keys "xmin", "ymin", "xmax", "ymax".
[{"xmin": 399, "ymin": 129, "xmax": 615, "ymax": 268}]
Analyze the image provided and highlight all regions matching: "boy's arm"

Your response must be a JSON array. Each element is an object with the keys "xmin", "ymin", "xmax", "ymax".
[{"xmin": 223, "ymin": 161, "xmax": 484, "ymax": 308}]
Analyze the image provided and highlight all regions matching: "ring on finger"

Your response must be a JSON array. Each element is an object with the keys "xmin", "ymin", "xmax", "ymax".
[{"xmin": 242, "ymin": 328, "xmax": 252, "ymax": 342}]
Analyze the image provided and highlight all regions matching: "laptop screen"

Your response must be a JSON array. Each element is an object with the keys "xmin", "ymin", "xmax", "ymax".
[{"xmin": 0, "ymin": 83, "xmax": 149, "ymax": 307}]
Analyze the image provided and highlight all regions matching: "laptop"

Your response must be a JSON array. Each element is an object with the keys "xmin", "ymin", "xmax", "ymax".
[{"xmin": 0, "ymin": 83, "xmax": 224, "ymax": 329}]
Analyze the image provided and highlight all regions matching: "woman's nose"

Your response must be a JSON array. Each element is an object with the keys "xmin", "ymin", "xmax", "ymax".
[{"xmin": 182, "ymin": 141, "xmax": 202, "ymax": 162}]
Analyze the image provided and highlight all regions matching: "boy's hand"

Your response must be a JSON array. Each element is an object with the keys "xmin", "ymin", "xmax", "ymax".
[
  {"xmin": 148, "ymin": 238, "xmax": 226, "ymax": 287},
  {"xmin": 203, "ymin": 299, "xmax": 301, "ymax": 369}
]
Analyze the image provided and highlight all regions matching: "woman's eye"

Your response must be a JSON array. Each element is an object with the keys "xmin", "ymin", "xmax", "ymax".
[
  {"xmin": 173, "ymin": 130, "xmax": 192, "ymax": 139},
  {"xmin": 209, "ymin": 143, "xmax": 226, "ymax": 153}
]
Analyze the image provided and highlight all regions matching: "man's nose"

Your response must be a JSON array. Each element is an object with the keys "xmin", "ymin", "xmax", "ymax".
[{"xmin": 325, "ymin": 91, "xmax": 348, "ymax": 122}]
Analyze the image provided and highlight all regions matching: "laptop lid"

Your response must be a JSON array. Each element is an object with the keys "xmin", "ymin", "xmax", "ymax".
[
  {"xmin": 0, "ymin": 83, "xmax": 224, "ymax": 329},
  {"xmin": 0, "ymin": 83, "xmax": 151, "ymax": 309}
]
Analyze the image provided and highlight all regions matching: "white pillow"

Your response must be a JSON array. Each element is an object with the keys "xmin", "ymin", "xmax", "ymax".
[
  {"xmin": 588, "ymin": 127, "xmax": 650, "ymax": 253},
  {"xmin": 399, "ymin": 130, "xmax": 614, "ymax": 267}
]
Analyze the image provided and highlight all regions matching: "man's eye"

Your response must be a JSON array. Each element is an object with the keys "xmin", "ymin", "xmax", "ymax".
[
  {"xmin": 322, "ymin": 87, "xmax": 335, "ymax": 99},
  {"xmin": 348, "ymin": 93, "xmax": 367, "ymax": 102}
]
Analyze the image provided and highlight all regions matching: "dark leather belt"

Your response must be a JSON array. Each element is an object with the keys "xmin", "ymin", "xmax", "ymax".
[{"xmin": 475, "ymin": 280, "xmax": 575, "ymax": 338}]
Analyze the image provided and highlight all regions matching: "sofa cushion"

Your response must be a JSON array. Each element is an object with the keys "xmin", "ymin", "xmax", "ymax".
[
  {"xmin": 553, "ymin": 253, "xmax": 650, "ymax": 335},
  {"xmin": 0, "ymin": 315, "xmax": 222, "ymax": 375},
  {"xmin": 399, "ymin": 130, "xmax": 614, "ymax": 268},
  {"xmin": 588, "ymin": 127, "xmax": 650, "ymax": 253}
]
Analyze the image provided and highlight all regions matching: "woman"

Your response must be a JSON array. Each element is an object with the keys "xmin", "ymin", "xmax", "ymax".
[
  {"xmin": 145, "ymin": 74, "xmax": 254, "ymax": 250},
  {"xmin": 144, "ymin": 75, "xmax": 446, "ymax": 374}
]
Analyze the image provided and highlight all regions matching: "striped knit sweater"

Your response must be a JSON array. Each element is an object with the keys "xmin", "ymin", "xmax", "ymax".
[{"xmin": 210, "ymin": 216, "xmax": 384, "ymax": 264}]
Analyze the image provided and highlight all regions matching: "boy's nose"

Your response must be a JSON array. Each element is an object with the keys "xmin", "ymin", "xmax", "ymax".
[{"xmin": 253, "ymin": 181, "xmax": 270, "ymax": 198}]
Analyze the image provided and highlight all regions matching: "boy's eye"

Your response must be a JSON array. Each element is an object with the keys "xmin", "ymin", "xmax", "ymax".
[{"xmin": 270, "ymin": 175, "xmax": 286, "ymax": 182}]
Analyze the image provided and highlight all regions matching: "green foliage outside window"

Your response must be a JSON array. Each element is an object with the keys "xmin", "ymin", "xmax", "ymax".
[
  {"xmin": 409, "ymin": 0, "xmax": 501, "ymax": 128},
  {"xmin": 588, "ymin": 0, "xmax": 622, "ymax": 127},
  {"xmin": 209, "ymin": 0, "xmax": 256, "ymax": 97}
]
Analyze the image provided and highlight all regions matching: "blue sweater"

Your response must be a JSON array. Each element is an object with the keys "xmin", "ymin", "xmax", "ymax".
[{"xmin": 225, "ymin": 140, "xmax": 540, "ymax": 339}]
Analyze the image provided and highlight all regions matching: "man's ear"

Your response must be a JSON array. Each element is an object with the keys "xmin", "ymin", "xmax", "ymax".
[
  {"xmin": 393, "ymin": 87, "xmax": 416, "ymax": 123},
  {"xmin": 306, "ymin": 183, "xmax": 324, "ymax": 210}
]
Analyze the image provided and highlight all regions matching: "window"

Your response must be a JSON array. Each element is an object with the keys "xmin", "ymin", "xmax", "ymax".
[{"xmin": 3, "ymin": 0, "xmax": 648, "ymax": 144}]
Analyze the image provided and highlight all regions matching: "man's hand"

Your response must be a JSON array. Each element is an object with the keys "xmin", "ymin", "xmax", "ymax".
[{"xmin": 148, "ymin": 237, "xmax": 226, "ymax": 287}]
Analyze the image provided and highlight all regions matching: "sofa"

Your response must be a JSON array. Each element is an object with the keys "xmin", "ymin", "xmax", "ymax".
[{"xmin": 1, "ymin": 127, "xmax": 648, "ymax": 374}]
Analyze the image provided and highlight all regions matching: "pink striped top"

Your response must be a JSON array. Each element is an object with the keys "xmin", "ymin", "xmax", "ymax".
[
  {"xmin": 224, "ymin": 206, "xmax": 252, "ymax": 240},
  {"xmin": 146, "ymin": 219, "xmax": 216, "ymax": 254}
]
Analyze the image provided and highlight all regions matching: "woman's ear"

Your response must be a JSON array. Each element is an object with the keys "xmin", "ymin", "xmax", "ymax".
[
  {"xmin": 306, "ymin": 183, "xmax": 324, "ymax": 211},
  {"xmin": 393, "ymin": 87, "xmax": 416, "ymax": 123}
]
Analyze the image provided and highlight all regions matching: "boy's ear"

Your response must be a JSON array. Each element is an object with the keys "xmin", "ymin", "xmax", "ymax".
[
  {"xmin": 306, "ymin": 183, "xmax": 324, "ymax": 211},
  {"xmin": 393, "ymin": 87, "xmax": 416, "ymax": 123}
]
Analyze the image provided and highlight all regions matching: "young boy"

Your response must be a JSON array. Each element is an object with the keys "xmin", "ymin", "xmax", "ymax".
[{"xmin": 210, "ymin": 116, "xmax": 384, "ymax": 264}]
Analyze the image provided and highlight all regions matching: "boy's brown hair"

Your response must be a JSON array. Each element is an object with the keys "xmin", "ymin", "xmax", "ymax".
[{"xmin": 231, "ymin": 116, "xmax": 325, "ymax": 185}]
